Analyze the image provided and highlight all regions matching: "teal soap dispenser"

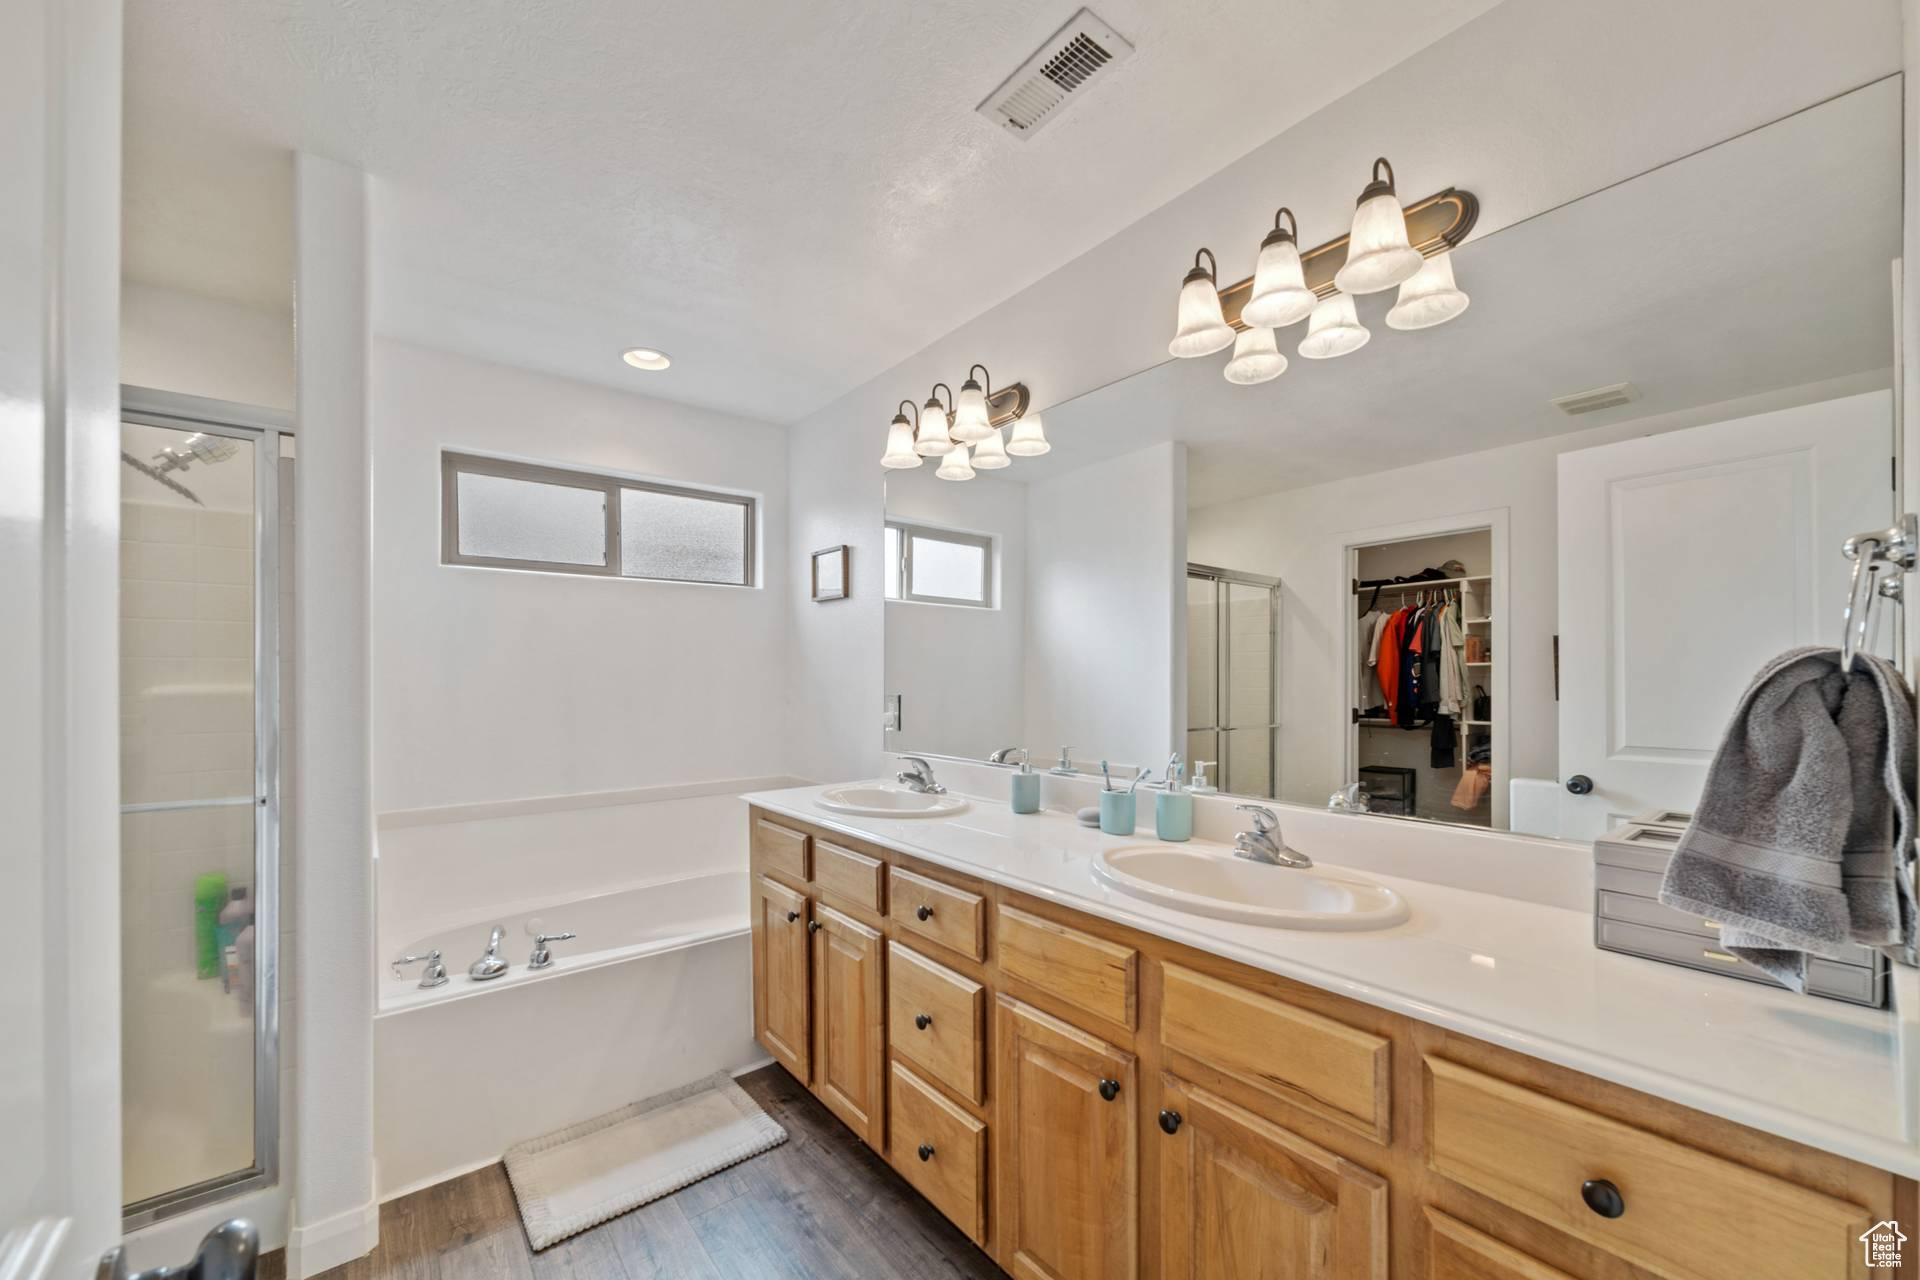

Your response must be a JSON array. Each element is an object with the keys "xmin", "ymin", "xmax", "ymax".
[
  {"xmin": 1011, "ymin": 754, "xmax": 1041, "ymax": 814},
  {"xmin": 1156, "ymin": 754, "xmax": 1193, "ymax": 842}
]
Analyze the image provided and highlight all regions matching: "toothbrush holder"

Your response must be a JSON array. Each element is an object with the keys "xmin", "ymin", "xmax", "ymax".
[{"xmin": 1098, "ymin": 790, "xmax": 1136, "ymax": 836}]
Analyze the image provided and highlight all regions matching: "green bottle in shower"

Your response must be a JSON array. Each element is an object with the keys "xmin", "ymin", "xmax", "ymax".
[{"xmin": 194, "ymin": 872, "xmax": 228, "ymax": 979}]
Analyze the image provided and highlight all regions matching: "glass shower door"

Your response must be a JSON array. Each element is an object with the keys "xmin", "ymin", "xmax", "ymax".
[
  {"xmin": 1186, "ymin": 566, "xmax": 1281, "ymax": 799},
  {"xmin": 118, "ymin": 413, "xmax": 280, "ymax": 1222}
]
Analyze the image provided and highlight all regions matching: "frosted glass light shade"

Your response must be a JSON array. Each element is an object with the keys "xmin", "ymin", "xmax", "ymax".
[
  {"xmin": 913, "ymin": 405, "xmax": 954, "ymax": 456},
  {"xmin": 971, "ymin": 427, "xmax": 1011, "ymax": 469},
  {"xmin": 935, "ymin": 443, "xmax": 975, "ymax": 481},
  {"xmin": 1169, "ymin": 271, "xmax": 1234, "ymax": 358},
  {"xmin": 881, "ymin": 417, "xmax": 922, "ymax": 468},
  {"xmin": 1006, "ymin": 413, "xmax": 1050, "ymax": 457},
  {"xmin": 1298, "ymin": 293, "xmax": 1370, "ymax": 359},
  {"xmin": 1386, "ymin": 251, "xmax": 1470, "ymax": 330},
  {"xmin": 951, "ymin": 379, "xmax": 994, "ymax": 442},
  {"xmin": 1334, "ymin": 192, "xmax": 1424, "ymax": 295},
  {"xmin": 1242, "ymin": 237, "xmax": 1315, "ymax": 328},
  {"xmin": 1223, "ymin": 327, "xmax": 1287, "ymax": 385}
]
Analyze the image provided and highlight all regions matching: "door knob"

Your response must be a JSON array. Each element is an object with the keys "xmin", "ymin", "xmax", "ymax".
[
  {"xmin": 1098, "ymin": 1077, "xmax": 1120, "ymax": 1102},
  {"xmin": 917, "ymin": 1143, "xmax": 935, "ymax": 1161},
  {"xmin": 807, "ymin": 919, "xmax": 821, "ymax": 934},
  {"xmin": 785, "ymin": 909, "xmax": 799, "ymax": 922},
  {"xmin": 1565, "ymin": 774, "xmax": 1594, "ymax": 795},
  {"xmin": 1158, "ymin": 1109, "xmax": 1182, "ymax": 1135}
]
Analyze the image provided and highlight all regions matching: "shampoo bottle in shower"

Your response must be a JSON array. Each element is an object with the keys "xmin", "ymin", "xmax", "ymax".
[{"xmin": 194, "ymin": 872, "xmax": 228, "ymax": 979}]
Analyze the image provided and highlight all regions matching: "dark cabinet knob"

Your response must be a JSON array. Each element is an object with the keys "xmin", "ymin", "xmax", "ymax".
[
  {"xmin": 1158, "ymin": 1109, "xmax": 1182, "ymax": 1135},
  {"xmin": 1581, "ymin": 1178, "xmax": 1625, "ymax": 1218},
  {"xmin": 1098, "ymin": 1078, "xmax": 1120, "ymax": 1102},
  {"xmin": 916, "ymin": 905, "xmax": 933, "ymax": 921},
  {"xmin": 784, "ymin": 910, "xmax": 799, "ymax": 923},
  {"xmin": 914, "ymin": 1013, "xmax": 932, "ymax": 1031},
  {"xmin": 807, "ymin": 919, "xmax": 821, "ymax": 934},
  {"xmin": 1565, "ymin": 774, "xmax": 1595, "ymax": 796},
  {"xmin": 917, "ymin": 1143, "xmax": 935, "ymax": 1162}
]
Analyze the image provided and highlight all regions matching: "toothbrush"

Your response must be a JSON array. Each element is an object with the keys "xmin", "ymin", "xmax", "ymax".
[
  {"xmin": 1128, "ymin": 766, "xmax": 1152, "ymax": 795},
  {"xmin": 1100, "ymin": 760, "xmax": 1113, "ymax": 791}
]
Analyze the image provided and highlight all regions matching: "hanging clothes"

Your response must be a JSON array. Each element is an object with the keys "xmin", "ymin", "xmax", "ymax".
[
  {"xmin": 1357, "ymin": 606, "xmax": 1390, "ymax": 712},
  {"xmin": 1376, "ymin": 608, "xmax": 1410, "ymax": 721},
  {"xmin": 1431, "ymin": 712, "xmax": 1456, "ymax": 769},
  {"xmin": 1452, "ymin": 762, "xmax": 1492, "ymax": 810}
]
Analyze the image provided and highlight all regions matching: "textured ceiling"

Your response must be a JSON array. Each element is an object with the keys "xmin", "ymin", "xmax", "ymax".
[
  {"xmin": 123, "ymin": 0, "xmax": 1501, "ymax": 423},
  {"xmin": 1011, "ymin": 79, "xmax": 1902, "ymax": 507}
]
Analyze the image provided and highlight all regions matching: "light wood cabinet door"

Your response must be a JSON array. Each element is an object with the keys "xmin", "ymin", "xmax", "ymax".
[
  {"xmin": 753, "ymin": 875, "xmax": 810, "ymax": 1081},
  {"xmin": 810, "ymin": 902, "xmax": 884, "ymax": 1147},
  {"xmin": 1157, "ymin": 1074, "xmax": 1388, "ymax": 1280},
  {"xmin": 1424, "ymin": 1210, "xmax": 1574, "ymax": 1280},
  {"xmin": 995, "ymin": 997, "xmax": 1137, "ymax": 1280}
]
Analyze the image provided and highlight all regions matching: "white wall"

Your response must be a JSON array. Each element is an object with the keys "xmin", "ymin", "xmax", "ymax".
[
  {"xmin": 884, "ymin": 466, "xmax": 1028, "ymax": 763},
  {"xmin": 121, "ymin": 280, "xmax": 294, "ymax": 410},
  {"xmin": 1024, "ymin": 442, "xmax": 1186, "ymax": 773},
  {"xmin": 370, "ymin": 340, "xmax": 791, "ymax": 813},
  {"xmin": 1187, "ymin": 373, "xmax": 1893, "ymax": 815},
  {"xmin": 783, "ymin": 0, "xmax": 1902, "ymax": 787}
]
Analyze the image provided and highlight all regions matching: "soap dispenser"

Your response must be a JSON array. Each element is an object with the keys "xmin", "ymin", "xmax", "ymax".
[
  {"xmin": 1011, "ymin": 755, "xmax": 1041, "ymax": 814},
  {"xmin": 1190, "ymin": 760, "xmax": 1218, "ymax": 795},
  {"xmin": 1156, "ymin": 754, "xmax": 1193, "ymax": 842}
]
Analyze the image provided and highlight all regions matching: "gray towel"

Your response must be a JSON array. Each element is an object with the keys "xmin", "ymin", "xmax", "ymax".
[{"xmin": 1657, "ymin": 645, "xmax": 1916, "ymax": 990}]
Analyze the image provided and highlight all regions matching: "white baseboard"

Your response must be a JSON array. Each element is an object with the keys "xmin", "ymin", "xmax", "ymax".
[
  {"xmin": 729, "ymin": 1055, "xmax": 776, "ymax": 1077},
  {"xmin": 285, "ymin": 1196, "xmax": 379, "ymax": 1279}
]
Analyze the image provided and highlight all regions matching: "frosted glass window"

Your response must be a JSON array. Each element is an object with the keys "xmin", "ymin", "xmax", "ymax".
[
  {"xmin": 884, "ymin": 526, "xmax": 903, "ymax": 599},
  {"xmin": 620, "ymin": 488, "xmax": 749, "ymax": 585},
  {"xmin": 455, "ymin": 472, "xmax": 606, "ymax": 566}
]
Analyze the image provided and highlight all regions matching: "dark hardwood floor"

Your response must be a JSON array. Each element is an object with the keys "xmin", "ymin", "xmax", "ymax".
[{"xmin": 266, "ymin": 1066, "xmax": 1003, "ymax": 1280}]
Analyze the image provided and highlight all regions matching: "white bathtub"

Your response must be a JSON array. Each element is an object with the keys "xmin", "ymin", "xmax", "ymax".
[{"xmin": 372, "ymin": 783, "xmax": 779, "ymax": 1199}]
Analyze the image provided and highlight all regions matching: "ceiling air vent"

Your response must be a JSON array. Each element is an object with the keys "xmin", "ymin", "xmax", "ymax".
[
  {"xmin": 977, "ymin": 9, "xmax": 1134, "ymax": 140},
  {"xmin": 1551, "ymin": 382, "xmax": 1639, "ymax": 416}
]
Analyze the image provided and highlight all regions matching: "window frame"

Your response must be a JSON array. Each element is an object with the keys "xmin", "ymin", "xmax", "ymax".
[
  {"xmin": 441, "ymin": 450, "xmax": 756, "ymax": 587},
  {"xmin": 885, "ymin": 519, "xmax": 994, "ymax": 607}
]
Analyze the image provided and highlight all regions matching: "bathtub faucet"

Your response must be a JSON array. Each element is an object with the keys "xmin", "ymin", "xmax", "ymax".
[
  {"xmin": 392, "ymin": 949, "xmax": 449, "ymax": 989},
  {"xmin": 468, "ymin": 925, "xmax": 510, "ymax": 981},
  {"xmin": 528, "ymin": 930, "xmax": 577, "ymax": 970}
]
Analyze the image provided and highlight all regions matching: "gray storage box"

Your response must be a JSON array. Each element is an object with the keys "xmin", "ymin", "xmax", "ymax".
[{"xmin": 1593, "ymin": 821, "xmax": 1885, "ymax": 1008}]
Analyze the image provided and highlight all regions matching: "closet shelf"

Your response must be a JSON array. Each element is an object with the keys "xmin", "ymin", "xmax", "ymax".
[
  {"xmin": 1463, "ymin": 719, "xmax": 1492, "ymax": 727},
  {"xmin": 1466, "ymin": 660, "xmax": 1492, "ymax": 667},
  {"xmin": 1464, "ymin": 616, "xmax": 1493, "ymax": 624}
]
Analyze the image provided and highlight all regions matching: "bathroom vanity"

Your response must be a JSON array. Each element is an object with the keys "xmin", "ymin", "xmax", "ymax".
[{"xmin": 744, "ymin": 787, "xmax": 1917, "ymax": 1280}]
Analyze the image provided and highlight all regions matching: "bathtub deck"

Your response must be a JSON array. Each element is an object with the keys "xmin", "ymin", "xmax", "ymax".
[{"xmin": 280, "ymin": 1065, "xmax": 1004, "ymax": 1279}]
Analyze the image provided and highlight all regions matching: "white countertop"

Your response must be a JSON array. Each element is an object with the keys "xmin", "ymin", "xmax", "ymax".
[{"xmin": 744, "ymin": 780, "xmax": 1920, "ymax": 1178}]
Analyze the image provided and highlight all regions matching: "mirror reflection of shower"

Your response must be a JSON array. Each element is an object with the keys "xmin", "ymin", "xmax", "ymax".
[{"xmin": 120, "ymin": 430, "xmax": 240, "ymax": 506}]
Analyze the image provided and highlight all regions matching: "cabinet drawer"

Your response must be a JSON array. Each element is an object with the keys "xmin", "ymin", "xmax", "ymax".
[
  {"xmin": 1161, "ymin": 963, "xmax": 1390, "ymax": 1141},
  {"xmin": 814, "ymin": 839, "xmax": 883, "ymax": 914},
  {"xmin": 888, "ymin": 941, "xmax": 985, "ymax": 1103},
  {"xmin": 752, "ymin": 817, "xmax": 810, "ymax": 883},
  {"xmin": 998, "ymin": 904, "xmax": 1137, "ymax": 1030},
  {"xmin": 1424, "ymin": 1056, "xmax": 1873, "ymax": 1280},
  {"xmin": 889, "ymin": 866, "xmax": 985, "ymax": 961},
  {"xmin": 888, "ymin": 1061, "xmax": 987, "ymax": 1245},
  {"xmin": 1425, "ymin": 1209, "xmax": 1574, "ymax": 1280}
]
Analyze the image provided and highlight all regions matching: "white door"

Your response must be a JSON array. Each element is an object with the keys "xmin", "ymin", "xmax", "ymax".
[
  {"xmin": 3, "ymin": 0, "xmax": 126, "ymax": 1274},
  {"xmin": 1557, "ymin": 391, "xmax": 1895, "ymax": 842}
]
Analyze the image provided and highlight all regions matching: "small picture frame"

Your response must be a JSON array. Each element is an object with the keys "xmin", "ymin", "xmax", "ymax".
[{"xmin": 811, "ymin": 544, "xmax": 850, "ymax": 602}]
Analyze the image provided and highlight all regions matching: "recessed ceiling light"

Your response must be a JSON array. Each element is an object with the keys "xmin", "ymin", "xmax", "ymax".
[{"xmin": 621, "ymin": 347, "xmax": 671, "ymax": 371}]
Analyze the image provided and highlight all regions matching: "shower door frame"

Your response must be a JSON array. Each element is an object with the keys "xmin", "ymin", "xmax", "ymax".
[
  {"xmin": 119, "ymin": 387, "xmax": 291, "ymax": 1228},
  {"xmin": 1186, "ymin": 563, "xmax": 1282, "ymax": 801}
]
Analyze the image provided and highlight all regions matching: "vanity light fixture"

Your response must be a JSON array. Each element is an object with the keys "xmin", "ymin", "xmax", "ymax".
[
  {"xmin": 1223, "ymin": 326, "xmax": 1287, "ymax": 385},
  {"xmin": 1240, "ymin": 208, "xmax": 1316, "ymax": 329},
  {"xmin": 1385, "ymin": 249, "xmax": 1471, "ymax": 330},
  {"xmin": 971, "ymin": 425, "xmax": 1012, "ymax": 469},
  {"xmin": 621, "ymin": 347, "xmax": 672, "ymax": 371},
  {"xmin": 913, "ymin": 384, "xmax": 956, "ymax": 456},
  {"xmin": 951, "ymin": 365, "xmax": 1000, "ymax": 443},
  {"xmin": 1298, "ymin": 292, "xmax": 1370, "ymax": 360},
  {"xmin": 881, "ymin": 401, "xmax": 924, "ymax": 468},
  {"xmin": 1168, "ymin": 248, "xmax": 1235, "ymax": 358},
  {"xmin": 1333, "ymin": 158, "xmax": 1425, "ymax": 295},
  {"xmin": 1005, "ymin": 412, "xmax": 1050, "ymax": 457},
  {"xmin": 936, "ymin": 442, "xmax": 977, "ymax": 481}
]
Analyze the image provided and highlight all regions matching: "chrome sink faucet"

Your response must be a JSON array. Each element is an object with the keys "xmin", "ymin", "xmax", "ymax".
[
  {"xmin": 1328, "ymin": 783, "xmax": 1371, "ymax": 814},
  {"xmin": 1234, "ymin": 804, "xmax": 1313, "ymax": 869},
  {"xmin": 468, "ymin": 925, "xmax": 510, "ymax": 981},
  {"xmin": 896, "ymin": 756, "xmax": 945, "ymax": 795}
]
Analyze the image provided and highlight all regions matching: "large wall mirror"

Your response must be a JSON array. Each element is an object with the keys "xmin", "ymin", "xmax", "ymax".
[{"xmin": 884, "ymin": 78, "xmax": 1902, "ymax": 841}]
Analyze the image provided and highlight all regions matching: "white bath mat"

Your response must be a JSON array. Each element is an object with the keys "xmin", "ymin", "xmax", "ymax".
[{"xmin": 502, "ymin": 1071, "xmax": 787, "ymax": 1250}]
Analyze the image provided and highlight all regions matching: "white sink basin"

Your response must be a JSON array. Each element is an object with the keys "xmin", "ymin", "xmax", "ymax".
[
  {"xmin": 1091, "ymin": 844, "xmax": 1408, "ymax": 930},
  {"xmin": 815, "ymin": 785, "xmax": 969, "ymax": 819}
]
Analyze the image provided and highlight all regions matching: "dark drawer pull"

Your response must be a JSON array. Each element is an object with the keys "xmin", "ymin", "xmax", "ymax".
[
  {"xmin": 1581, "ymin": 1178, "xmax": 1625, "ymax": 1219},
  {"xmin": 914, "ymin": 1013, "xmax": 932, "ymax": 1031},
  {"xmin": 1159, "ymin": 1109, "xmax": 1182, "ymax": 1135},
  {"xmin": 1098, "ymin": 1077, "xmax": 1120, "ymax": 1102},
  {"xmin": 916, "ymin": 904, "xmax": 934, "ymax": 921},
  {"xmin": 807, "ymin": 919, "xmax": 822, "ymax": 933},
  {"xmin": 917, "ymin": 1143, "xmax": 935, "ymax": 1162},
  {"xmin": 784, "ymin": 910, "xmax": 798, "ymax": 923}
]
